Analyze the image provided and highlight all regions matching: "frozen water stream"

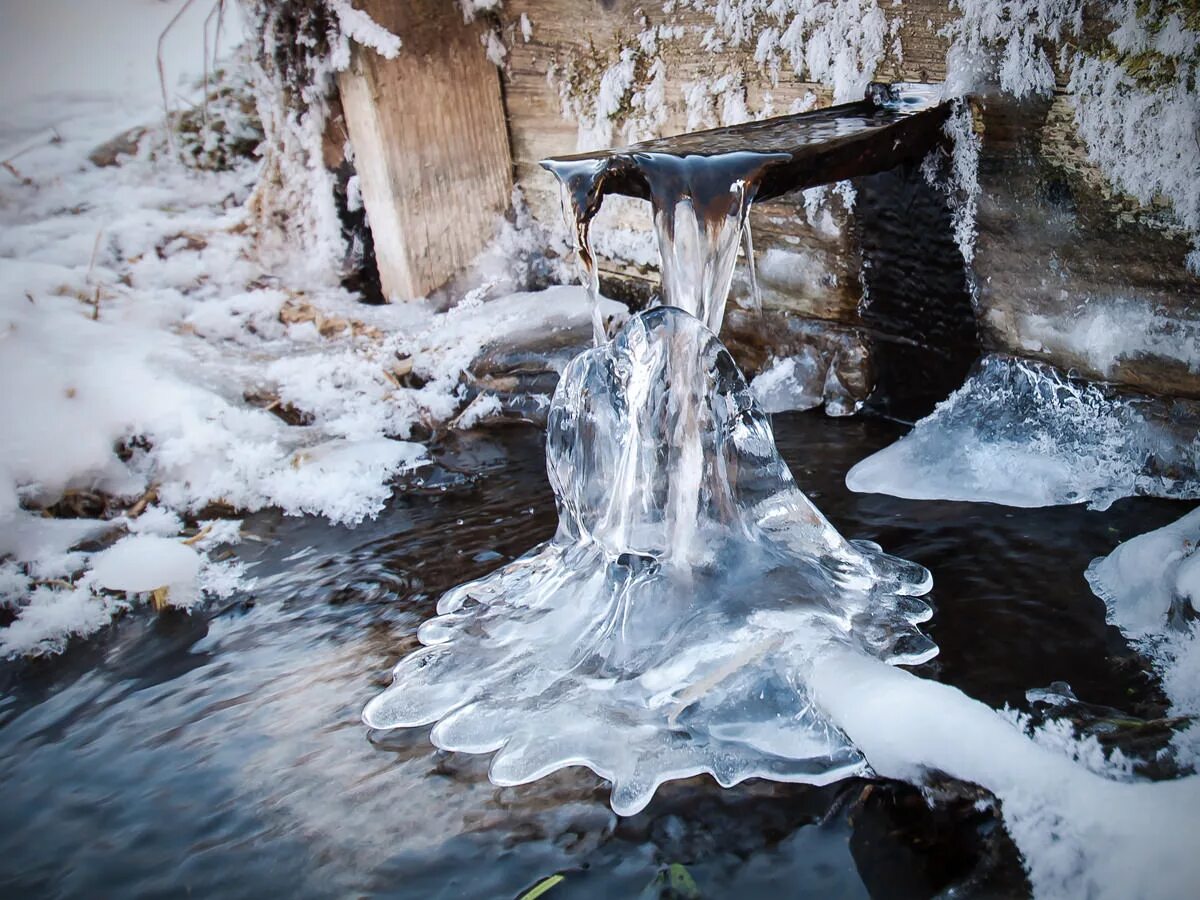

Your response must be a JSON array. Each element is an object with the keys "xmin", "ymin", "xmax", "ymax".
[{"xmin": 365, "ymin": 139, "xmax": 941, "ymax": 813}]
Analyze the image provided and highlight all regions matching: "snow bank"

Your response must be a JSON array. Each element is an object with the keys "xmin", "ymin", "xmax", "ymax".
[
  {"xmin": 0, "ymin": 15, "xmax": 590, "ymax": 655},
  {"xmin": 91, "ymin": 536, "xmax": 202, "ymax": 598},
  {"xmin": 812, "ymin": 646, "xmax": 1200, "ymax": 900},
  {"xmin": 847, "ymin": 355, "xmax": 1200, "ymax": 510}
]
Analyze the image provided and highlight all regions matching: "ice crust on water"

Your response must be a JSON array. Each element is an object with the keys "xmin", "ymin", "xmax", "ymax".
[
  {"xmin": 365, "ymin": 306, "xmax": 935, "ymax": 815},
  {"xmin": 847, "ymin": 354, "xmax": 1200, "ymax": 510}
]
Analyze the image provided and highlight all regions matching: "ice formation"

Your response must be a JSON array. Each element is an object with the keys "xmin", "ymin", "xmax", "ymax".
[
  {"xmin": 367, "ymin": 141, "xmax": 936, "ymax": 814},
  {"xmin": 847, "ymin": 354, "xmax": 1200, "ymax": 510},
  {"xmin": 364, "ymin": 306, "xmax": 935, "ymax": 814},
  {"xmin": 1087, "ymin": 506, "xmax": 1200, "ymax": 765},
  {"xmin": 1087, "ymin": 506, "xmax": 1200, "ymax": 636}
]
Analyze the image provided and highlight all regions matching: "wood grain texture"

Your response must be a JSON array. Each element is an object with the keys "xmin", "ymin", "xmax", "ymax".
[
  {"xmin": 495, "ymin": 0, "xmax": 958, "ymax": 323},
  {"xmin": 338, "ymin": 0, "xmax": 512, "ymax": 300}
]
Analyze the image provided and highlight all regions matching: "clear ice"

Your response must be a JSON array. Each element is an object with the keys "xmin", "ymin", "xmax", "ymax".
[
  {"xmin": 365, "ymin": 148, "xmax": 937, "ymax": 815},
  {"xmin": 847, "ymin": 354, "xmax": 1200, "ymax": 510}
]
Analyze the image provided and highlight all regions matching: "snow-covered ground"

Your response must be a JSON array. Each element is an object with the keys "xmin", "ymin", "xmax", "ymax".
[{"xmin": 0, "ymin": 0, "xmax": 600, "ymax": 655}]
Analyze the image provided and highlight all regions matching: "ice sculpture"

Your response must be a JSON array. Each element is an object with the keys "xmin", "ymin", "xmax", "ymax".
[
  {"xmin": 365, "ymin": 305, "xmax": 935, "ymax": 814},
  {"xmin": 366, "ymin": 99, "xmax": 944, "ymax": 814},
  {"xmin": 847, "ymin": 354, "xmax": 1200, "ymax": 510}
]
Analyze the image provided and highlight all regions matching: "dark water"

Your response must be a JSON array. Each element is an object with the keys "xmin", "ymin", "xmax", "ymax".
[{"xmin": 0, "ymin": 416, "xmax": 1188, "ymax": 899}]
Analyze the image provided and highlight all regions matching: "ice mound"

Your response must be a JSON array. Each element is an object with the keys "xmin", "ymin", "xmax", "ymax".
[
  {"xmin": 365, "ymin": 307, "xmax": 935, "ymax": 815},
  {"xmin": 847, "ymin": 354, "xmax": 1200, "ymax": 510},
  {"xmin": 1086, "ymin": 506, "xmax": 1200, "ymax": 636}
]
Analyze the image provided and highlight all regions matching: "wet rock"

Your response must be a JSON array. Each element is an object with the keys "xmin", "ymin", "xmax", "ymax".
[
  {"xmin": 973, "ymin": 92, "xmax": 1200, "ymax": 399},
  {"xmin": 461, "ymin": 320, "xmax": 595, "ymax": 428}
]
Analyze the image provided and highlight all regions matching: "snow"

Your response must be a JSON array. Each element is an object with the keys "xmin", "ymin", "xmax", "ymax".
[
  {"xmin": 0, "ymin": 5, "xmax": 594, "ymax": 656},
  {"xmin": 812, "ymin": 646, "xmax": 1200, "ymax": 900},
  {"xmin": 1087, "ymin": 506, "xmax": 1200, "ymax": 766},
  {"xmin": 846, "ymin": 354, "xmax": 1200, "ymax": 510},
  {"xmin": 90, "ymin": 535, "xmax": 203, "ymax": 597}
]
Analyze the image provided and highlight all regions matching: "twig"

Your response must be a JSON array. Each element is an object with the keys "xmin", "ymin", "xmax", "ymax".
[
  {"xmin": 125, "ymin": 486, "xmax": 159, "ymax": 518},
  {"xmin": 1, "ymin": 129, "xmax": 59, "ymax": 168},
  {"xmin": 182, "ymin": 524, "xmax": 214, "ymax": 546},
  {"xmin": 1, "ymin": 160, "xmax": 32, "ymax": 186},
  {"xmin": 158, "ymin": 0, "xmax": 201, "ymax": 159},
  {"xmin": 86, "ymin": 229, "xmax": 105, "ymax": 320},
  {"xmin": 212, "ymin": 0, "xmax": 226, "ymax": 72},
  {"xmin": 202, "ymin": 0, "xmax": 224, "ymax": 130}
]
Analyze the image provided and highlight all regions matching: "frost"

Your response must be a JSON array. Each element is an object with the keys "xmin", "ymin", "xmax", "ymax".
[
  {"xmin": 943, "ymin": 0, "xmax": 1084, "ymax": 98},
  {"xmin": 550, "ymin": 24, "xmax": 674, "ymax": 149},
  {"xmin": 1069, "ymin": 50, "xmax": 1200, "ymax": 265},
  {"xmin": 846, "ymin": 354, "xmax": 1200, "ymax": 509},
  {"xmin": 921, "ymin": 99, "xmax": 980, "ymax": 264},
  {"xmin": 942, "ymin": 0, "xmax": 1200, "ymax": 263},
  {"xmin": 687, "ymin": 0, "xmax": 890, "ymax": 102},
  {"xmin": 327, "ymin": 0, "xmax": 401, "ymax": 59}
]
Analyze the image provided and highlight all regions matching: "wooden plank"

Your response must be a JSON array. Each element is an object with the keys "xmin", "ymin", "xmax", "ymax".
[
  {"xmin": 541, "ymin": 91, "xmax": 952, "ymax": 205},
  {"xmin": 337, "ymin": 0, "xmax": 512, "ymax": 300}
]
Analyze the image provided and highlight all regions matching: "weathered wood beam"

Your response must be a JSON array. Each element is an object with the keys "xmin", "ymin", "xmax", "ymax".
[
  {"xmin": 337, "ymin": 0, "xmax": 512, "ymax": 301},
  {"xmin": 542, "ymin": 86, "xmax": 952, "ymax": 215}
]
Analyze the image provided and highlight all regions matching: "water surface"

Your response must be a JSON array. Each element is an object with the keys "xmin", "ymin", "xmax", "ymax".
[{"xmin": 0, "ymin": 415, "xmax": 1185, "ymax": 899}]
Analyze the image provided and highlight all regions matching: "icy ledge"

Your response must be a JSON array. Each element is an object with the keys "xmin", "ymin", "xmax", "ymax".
[
  {"xmin": 847, "ymin": 354, "xmax": 1200, "ymax": 510},
  {"xmin": 1087, "ymin": 506, "xmax": 1200, "ymax": 767}
]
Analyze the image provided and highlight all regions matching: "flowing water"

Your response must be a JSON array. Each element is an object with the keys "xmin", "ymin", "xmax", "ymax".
[{"xmin": 0, "ymin": 417, "xmax": 1186, "ymax": 898}]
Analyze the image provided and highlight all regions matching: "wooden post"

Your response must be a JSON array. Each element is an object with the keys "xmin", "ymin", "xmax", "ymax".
[{"xmin": 337, "ymin": 0, "xmax": 513, "ymax": 301}]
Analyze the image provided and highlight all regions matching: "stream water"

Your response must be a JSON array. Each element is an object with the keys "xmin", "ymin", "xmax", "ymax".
[{"xmin": 0, "ymin": 416, "xmax": 1187, "ymax": 898}]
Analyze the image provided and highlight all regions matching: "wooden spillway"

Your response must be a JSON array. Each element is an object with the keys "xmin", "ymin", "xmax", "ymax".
[{"xmin": 541, "ymin": 84, "xmax": 954, "ymax": 224}]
